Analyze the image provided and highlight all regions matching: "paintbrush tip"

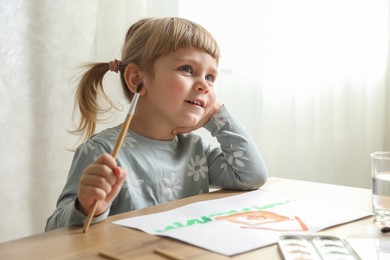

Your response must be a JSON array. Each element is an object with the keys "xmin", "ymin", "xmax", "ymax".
[{"xmin": 136, "ymin": 82, "xmax": 144, "ymax": 93}]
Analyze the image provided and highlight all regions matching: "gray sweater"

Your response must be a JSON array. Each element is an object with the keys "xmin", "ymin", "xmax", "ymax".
[{"xmin": 45, "ymin": 106, "xmax": 267, "ymax": 231}]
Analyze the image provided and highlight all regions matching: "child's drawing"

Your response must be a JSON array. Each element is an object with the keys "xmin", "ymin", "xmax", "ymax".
[{"xmin": 215, "ymin": 210, "xmax": 308, "ymax": 232}]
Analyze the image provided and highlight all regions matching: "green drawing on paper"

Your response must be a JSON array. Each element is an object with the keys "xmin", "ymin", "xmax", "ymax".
[
  {"xmin": 154, "ymin": 199, "xmax": 294, "ymax": 233},
  {"xmin": 155, "ymin": 216, "xmax": 213, "ymax": 232}
]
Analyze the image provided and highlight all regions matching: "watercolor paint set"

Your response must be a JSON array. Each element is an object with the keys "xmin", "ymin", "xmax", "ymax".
[{"xmin": 278, "ymin": 234, "xmax": 360, "ymax": 260}]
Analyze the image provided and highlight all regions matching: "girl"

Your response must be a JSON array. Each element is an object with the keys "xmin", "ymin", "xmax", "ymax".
[{"xmin": 45, "ymin": 17, "xmax": 267, "ymax": 230}]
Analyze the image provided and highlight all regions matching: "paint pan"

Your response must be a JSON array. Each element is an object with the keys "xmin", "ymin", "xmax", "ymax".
[{"xmin": 278, "ymin": 235, "xmax": 360, "ymax": 260}]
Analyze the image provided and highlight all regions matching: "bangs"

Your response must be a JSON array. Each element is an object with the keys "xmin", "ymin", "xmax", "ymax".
[{"xmin": 142, "ymin": 18, "xmax": 220, "ymax": 65}]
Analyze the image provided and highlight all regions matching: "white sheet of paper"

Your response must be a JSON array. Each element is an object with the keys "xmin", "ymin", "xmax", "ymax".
[{"xmin": 113, "ymin": 190, "xmax": 371, "ymax": 256}]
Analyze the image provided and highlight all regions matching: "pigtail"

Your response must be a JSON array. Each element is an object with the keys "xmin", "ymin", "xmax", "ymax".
[{"xmin": 71, "ymin": 63, "xmax": 113, "ymax": 143}]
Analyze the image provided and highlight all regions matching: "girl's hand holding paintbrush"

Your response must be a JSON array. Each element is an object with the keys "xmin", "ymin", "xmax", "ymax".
[{"xmin": 76, "ymin": 154, "xmax": 127, "ymax": 216}]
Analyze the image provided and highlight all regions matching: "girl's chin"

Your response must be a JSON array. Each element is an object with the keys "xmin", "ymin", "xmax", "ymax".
[{"xmin": 182, "ymin": 115, "xmax": 202, "ymax": 125}]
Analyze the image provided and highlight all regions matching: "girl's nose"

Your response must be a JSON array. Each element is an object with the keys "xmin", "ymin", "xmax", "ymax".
[{"xmin": 194, "ymin": 80, "xmax": 209, "ymax": 94}]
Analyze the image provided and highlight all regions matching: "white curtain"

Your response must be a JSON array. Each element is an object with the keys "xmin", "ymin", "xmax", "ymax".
[
  {"xmin": 0, "ymin": 0, "xmax": 388, "ymax": 243},
  {"xmin": 0, "ymin": 0, "xmax": 177, "ymax": 243},
  {"xmin": 181, "ymin": 0, "xmax": 389, "ymax": 187}
]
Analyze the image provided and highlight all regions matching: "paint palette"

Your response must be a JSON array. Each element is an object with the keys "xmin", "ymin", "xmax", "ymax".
[{"xmin": 278, "ymin": 235, "xmax": 360, "ymax": 260}]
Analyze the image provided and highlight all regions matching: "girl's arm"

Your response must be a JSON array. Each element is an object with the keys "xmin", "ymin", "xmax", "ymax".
[
  {"xmin": 204, "ymin": 105, "xmax": 268, "ymax": 190},
  {"xmin": 45, "ymin": 142, "xmax": 126, "ymax": 231}
]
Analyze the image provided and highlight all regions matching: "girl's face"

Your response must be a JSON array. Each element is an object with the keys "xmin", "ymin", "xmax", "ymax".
[{"xmin": 142, "ymin": 47, "xmax": 218, "ymax": 132}]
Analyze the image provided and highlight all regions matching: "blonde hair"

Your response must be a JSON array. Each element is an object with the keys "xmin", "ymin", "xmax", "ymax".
[{"xmin": 72, "ymin": 17, "xmax": 220, "ymax": 143}]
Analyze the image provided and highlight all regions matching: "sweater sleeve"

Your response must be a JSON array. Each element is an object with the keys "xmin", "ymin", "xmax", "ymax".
[
  {"xmin": 45, "ymin": 140, "xmax": 110, "ymax": 231},
  {"xmin": 204, "ymin": 105, "xmax": 267, "ymax": 190}
]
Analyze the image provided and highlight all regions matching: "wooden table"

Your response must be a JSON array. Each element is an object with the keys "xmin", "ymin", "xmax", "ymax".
[{"xmin": 0, "ymin": 177, "xmax": 379, "ymax": 259}]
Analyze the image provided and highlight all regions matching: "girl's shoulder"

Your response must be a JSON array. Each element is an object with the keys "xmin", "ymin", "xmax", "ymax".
[
  {"xmin": 77, "ymin": 126, "xmax": 121, "ymax": 153},
  {"xmin": 72, "ymin": 127, "xmax": 121, "ymax": 160},
  {"xmin": 90, "ymin": 126, "xmax": 121, "ymax": 144}
]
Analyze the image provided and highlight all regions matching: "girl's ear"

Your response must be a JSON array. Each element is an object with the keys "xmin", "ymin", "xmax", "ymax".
[{"xmin": 123, "ymin": 64, "xmax": 146, "ymax": 95}]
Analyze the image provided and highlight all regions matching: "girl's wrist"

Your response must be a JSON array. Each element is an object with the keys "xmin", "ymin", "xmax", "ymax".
[{"xmin": 75, "ymin": 197, "xmax": 88, "ymax": 216}]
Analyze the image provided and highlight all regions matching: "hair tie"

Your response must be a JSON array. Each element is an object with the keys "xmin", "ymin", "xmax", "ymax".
[{"xmin": 108, "ymin": 59, "xmax": 121, "ymax": 73}]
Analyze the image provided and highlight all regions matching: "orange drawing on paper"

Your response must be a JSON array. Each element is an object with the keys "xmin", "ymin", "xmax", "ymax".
[{"xmin": 215, "ymin": 211, "xmax": 308, "ymax": 232}]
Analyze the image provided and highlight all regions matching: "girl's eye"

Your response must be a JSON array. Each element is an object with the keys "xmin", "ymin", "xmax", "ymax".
[
  {"xmin": 179, "ymin": 65, "xmax": 192, "ymax": 73},
  {"xmin": 205, "ymin": 74, "xmax": 214, "ymax": 82}
]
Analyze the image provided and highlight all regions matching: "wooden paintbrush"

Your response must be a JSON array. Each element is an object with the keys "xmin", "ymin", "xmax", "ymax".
[{"xmin": 82, "ymin": 82, "xmax": 143, "ymax": 233}]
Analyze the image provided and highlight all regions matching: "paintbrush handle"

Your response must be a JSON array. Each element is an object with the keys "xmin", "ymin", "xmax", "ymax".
[
  {"xmin": 82, "ymin": 200, "xmax": 99, "ymax": 233},
  {"xmin": 112, "ymin": 114, "xmax": 132, "ymax": 158},
  {"xmin": 83, "ymin": 97, "xmax": 139, "ymax": 233},
  {"xmin": 82, "ymin": 114, "xmax": 133, "ymax": 233},
  {"xmin": 82, "ymin": 87, "xmax": 142, "ymax": 233}
]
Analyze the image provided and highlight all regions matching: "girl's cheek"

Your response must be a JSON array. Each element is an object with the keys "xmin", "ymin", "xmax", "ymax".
[{"xmin": 209, "ymin": 91, "xmax": 217, "ymax": 105}]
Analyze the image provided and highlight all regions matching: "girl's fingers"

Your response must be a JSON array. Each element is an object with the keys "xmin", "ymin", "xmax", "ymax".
[
  {"xmin": 79, "ymin": 162, "xmax": 127, "ymax": 208},
  {"xmin": 83, "ymin": 163, "xmax": 117, "ymax": 186},
  {"xmin": 95, "ymin": 153, "xmax": 118, "ymax": 169},
  {"xmin": 104, "ymin": 166, "xmax": 127, "ymax": 203},
  {"xmin": 78, "ymin": 153, "xmax": 121, "ymax": 210},
  {"xmin": 114, "ymin": 166, "xmax": 127, "ymax": 184},
  {"xmin": 80, "ymin": 173, "xmax": 113, "ymax": 195},
  {"xmin": 81, "ymin": 185, "xmax": 107, "ymax": 201}
]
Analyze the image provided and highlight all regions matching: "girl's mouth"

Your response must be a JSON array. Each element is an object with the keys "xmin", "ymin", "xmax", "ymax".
[{"xmin": 185, "ymin": 100, "xmax": 205, "ymax": 107}]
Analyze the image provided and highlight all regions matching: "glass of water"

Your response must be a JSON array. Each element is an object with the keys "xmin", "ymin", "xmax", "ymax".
[{"xmin": 371, "ymin": 151, "xmax": 390, "ymax": 225}]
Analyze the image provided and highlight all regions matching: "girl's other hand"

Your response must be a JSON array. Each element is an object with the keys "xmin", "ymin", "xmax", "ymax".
[
  {"xmin": 77, "ymin": 153, "xmax": 127, "ymax": 216},
  {"xmin": 172, "ymin": 102, "xmax": 222, "ymax": 135}
]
